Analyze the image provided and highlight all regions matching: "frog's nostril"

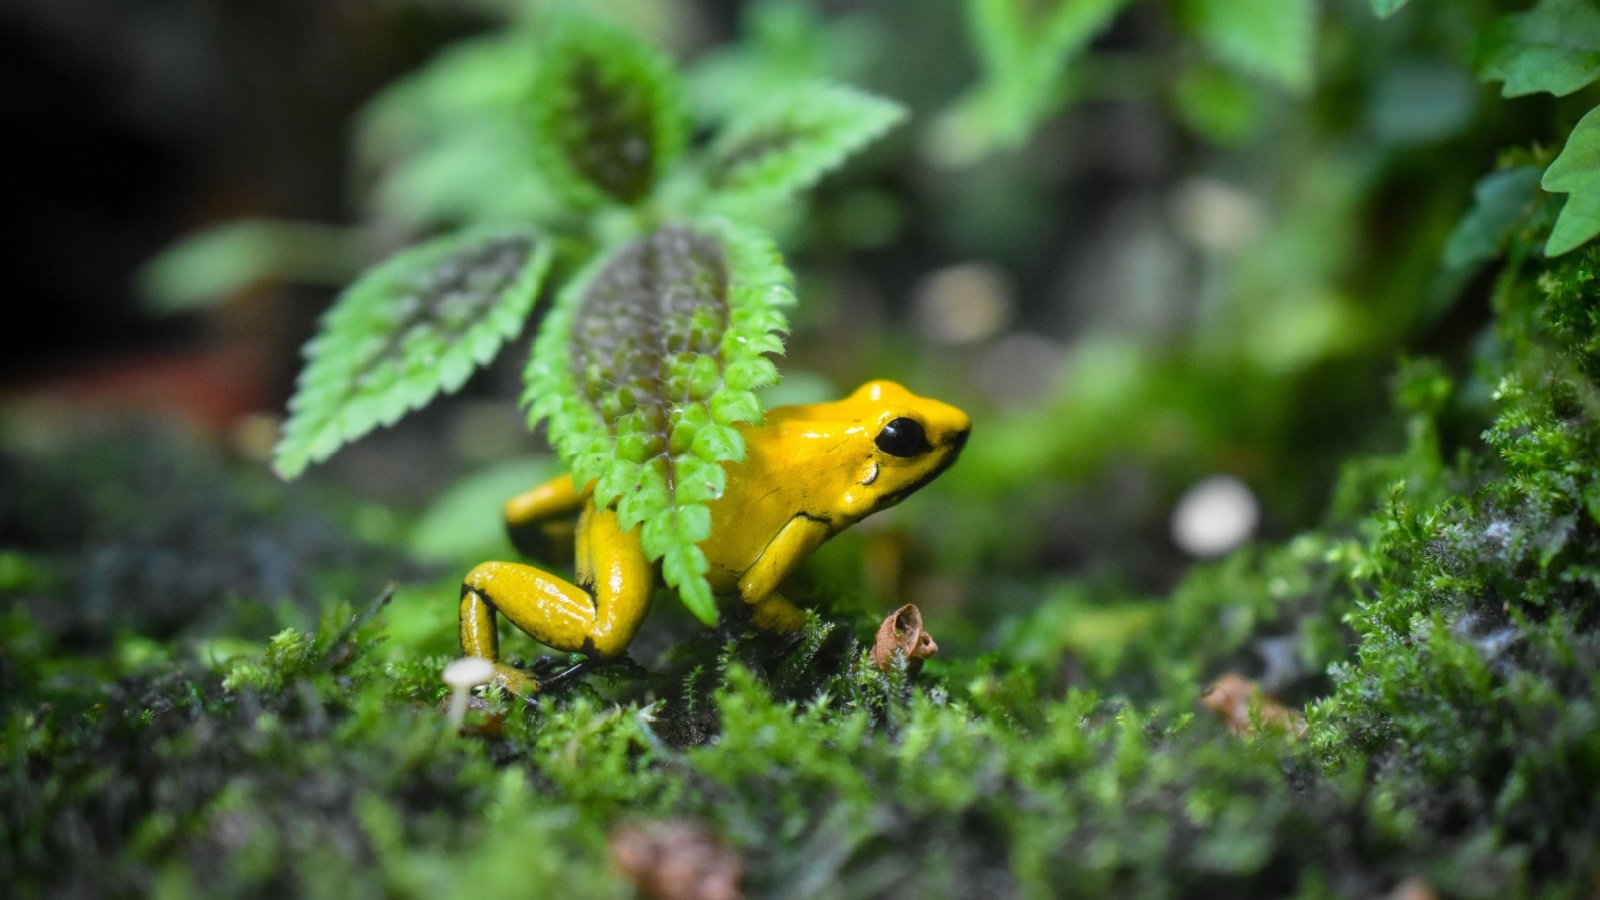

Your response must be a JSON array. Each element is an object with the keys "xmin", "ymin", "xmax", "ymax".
[{"xmin": 948, "ymin": 428, "xmax": 971, "ymax": 454}]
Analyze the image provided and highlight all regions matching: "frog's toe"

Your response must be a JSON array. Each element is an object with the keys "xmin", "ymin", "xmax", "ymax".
[
  {"xmin": 537, "ymin": 654, "xmax": 646, "ymax": 691},
  {"xmin": 488, "ymin": 662, "xmax": 542, "ymax": 697},
  {"xmin": 750, "ymin": 593, "xmax": 807, "ymax": 633}
]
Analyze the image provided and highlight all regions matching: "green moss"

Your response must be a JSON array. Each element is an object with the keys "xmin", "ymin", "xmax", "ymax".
[
  {"xmin": 1304, "ymin": 250, "xmax": 1600, "ymax": 894},
  {"xmin": 7, "ymin": 260, "xmax": 1600, "ymax": 900}
]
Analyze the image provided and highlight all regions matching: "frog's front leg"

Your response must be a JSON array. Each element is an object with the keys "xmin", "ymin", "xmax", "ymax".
[
  {"xmin": 460, "ymin": 504, "xmax": 654, "ymax": 694},
  {"xmin": 738, "ymin": 515, "xmax": 833, "ymax": 633}
]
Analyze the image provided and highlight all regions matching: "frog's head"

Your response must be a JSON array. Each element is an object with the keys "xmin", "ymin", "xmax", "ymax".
[{"xmin": 833, "ymin": 380, "xmax": 970, "ymax": 522}]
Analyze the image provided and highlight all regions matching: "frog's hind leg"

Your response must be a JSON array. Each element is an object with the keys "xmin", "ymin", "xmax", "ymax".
[
  {"xmin": 504, "ymin": 473, "xmax": 584, "ymax": 561},
  {"xmin": 460, "ymin": 505, "xmax": 654, "ymax": 694}
]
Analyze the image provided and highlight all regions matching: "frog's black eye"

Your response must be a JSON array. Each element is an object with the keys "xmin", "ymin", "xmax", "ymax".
[{"xmin": 875, "ymin": 417, "xmax": 931, "ymax": 457}]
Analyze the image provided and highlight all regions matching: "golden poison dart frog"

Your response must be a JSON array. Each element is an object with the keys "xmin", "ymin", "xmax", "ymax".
[{"xmin": 458, "ymin": 380, "xmax": 970, "ymax": 694}]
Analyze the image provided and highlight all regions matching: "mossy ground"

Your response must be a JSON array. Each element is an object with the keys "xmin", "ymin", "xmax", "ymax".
[{"xmin": 5, "ymin": 250, "xmax": 1600, "ymax": 898}]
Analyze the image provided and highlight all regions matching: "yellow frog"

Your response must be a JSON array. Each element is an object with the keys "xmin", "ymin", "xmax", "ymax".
[{"xmin": 458, "ymin": 380, "xmax": 970, "ymax": 694}]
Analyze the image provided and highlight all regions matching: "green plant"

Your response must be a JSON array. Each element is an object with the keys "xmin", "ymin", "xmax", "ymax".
[
  {"xmin": 269, "ymin": 9, "xmax": 904, "ymax": 622},
  {"xmin": 1444, "ymin": 0, "xmax": 1600, "ymax": 259}
]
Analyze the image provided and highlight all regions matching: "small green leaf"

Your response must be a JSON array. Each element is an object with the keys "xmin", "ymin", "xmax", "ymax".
[
  {"xmin": 525, "ymin": 220, "xmax": 794, "ymax": 623},
  {"xmin": 1546, "ymin": 184, "xmax": 1600, "ymax": 257},
  {"xmin": 1177, "ymin": 0, "xmax": 1318, "ymax": 95},
  {"xmin": 1443, "ymin": 167, "xmax": 1545, "ymax": 269},
  {"xmin": 139, "ymin": 220, "xmax": 366, "ymax": 313},
  {"xmin": 704, "ymin": 84, "xmax": 906, "ymax": 203},
  {"xmin": 1478, "ymin": 0, "xmax": 1600, "ymax": 98},
  {"xmin": 1370, "ymin": 0, "xmax": 1410, "ymax": 18},
  {"xmin": 527, "ymin": 14, "xmax": 689, "ymax": 208},
  {"xmin": 274, "ymin": 228, "xmax": 551, "ymax": 479},
  {"xmin": 1543, "ymin": 106, "xmax": 1600, "ymax": 257}
]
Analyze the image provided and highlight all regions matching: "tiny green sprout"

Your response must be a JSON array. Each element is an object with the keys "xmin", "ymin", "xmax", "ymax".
[{"xmin": 442, "ymin": 656, "xmax": 495, "ymax": 730}]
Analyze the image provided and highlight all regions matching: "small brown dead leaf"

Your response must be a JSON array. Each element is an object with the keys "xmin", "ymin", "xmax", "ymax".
[
  {"xmin": 872, "ymin": 603, "xmax": 939, "ymax": 674},
  {"xmin": 609, "ymin": 818, "xmax": 742, "ymax": 900},
  {"xmin": 1200, "ymin": 673, "xmax": 1306, "ymax": 737}
]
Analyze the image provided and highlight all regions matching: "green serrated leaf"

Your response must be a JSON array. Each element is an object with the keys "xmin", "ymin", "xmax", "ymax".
[
  {"xmin": 1543, "ymin": 106, "xmax": 1600, "ymax": 257},
  {"xmin": 524, "ymin": 220, "xmax": 794, "ymax": 624},
  {"xmin": 1370, "ymin": 0, "xmax": 1410, "ymax": 18},
  {"xmin": 274, "ymin": 228, "xmax": 551, "ymax": 479},
  {"xmin": 527, "ymin": 14, "xmax": 689, "ymax": 208},
  {"xmin": 1443, "ymin": 167, "xmax": 1545, "ymax": 269},
  {"xmin": 1177, "ymin": 0, "xmax": 1317, "ymax": 95},
  {"xmin": 1478, "ymin": 0, "xmax": 1600, "ymax": 98},
  {"xmin": 704, "ymin": 83, "xmax": 906, "ymax": 203}
]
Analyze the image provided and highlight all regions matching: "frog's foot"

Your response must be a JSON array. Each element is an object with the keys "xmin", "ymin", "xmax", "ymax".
[
  {"xmin": 460, "ymin": 557, "xmax": 651, "ymax": 658},
  {"xmin": 458, "ymin": 510, "xmax": 654, "ymax": 677},
  {"xmin": 486, "ymin": 661, "xmax": 542, "ymax": 699},
  {"xmin": 749, "ymin": 592, "xmax": 807, "ymax": 633},
  {"xmin": 537, "ymin": 654, "xmax": 646, "ymax": 692}
]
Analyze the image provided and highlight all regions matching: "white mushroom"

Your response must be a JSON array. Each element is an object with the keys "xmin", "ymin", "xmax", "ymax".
[{"xmin": 442, "ymin": 656, "xmax": 496, "ymax": 730}]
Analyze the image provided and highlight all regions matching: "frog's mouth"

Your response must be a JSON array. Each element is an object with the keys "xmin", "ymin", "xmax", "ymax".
[{"xmin": 879, "ymin": 427, "xmax": 970, "ymax": 509}]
